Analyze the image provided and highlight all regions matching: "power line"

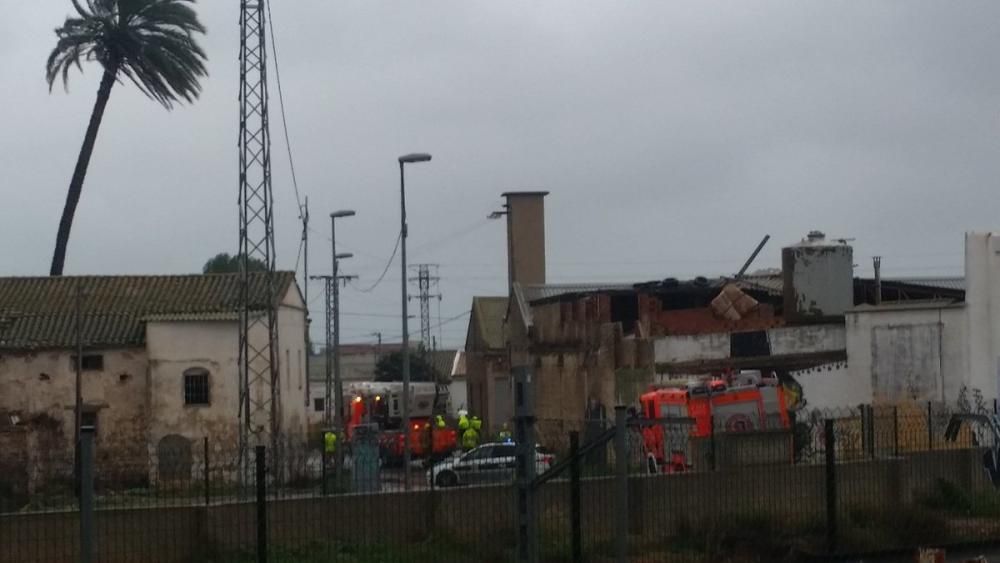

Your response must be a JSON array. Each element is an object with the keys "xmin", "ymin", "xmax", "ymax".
[
  {"xmin": 265, "ymin": 0, "xmax": 303, "ymax": 212},
  {"xmin": 350, "ymin": 232, "xmax": 402, "ymax": 293}
]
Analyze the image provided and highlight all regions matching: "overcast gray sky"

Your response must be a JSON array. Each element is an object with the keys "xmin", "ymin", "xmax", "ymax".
[{"xmin": 2, "ymin": 2, "xmax": 999, "ymax": 348}]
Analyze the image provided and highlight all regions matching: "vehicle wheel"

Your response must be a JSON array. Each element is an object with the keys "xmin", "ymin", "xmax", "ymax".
[{"xmin": 436, "ymin": 471, "xmax": 458, "ymax": 488}]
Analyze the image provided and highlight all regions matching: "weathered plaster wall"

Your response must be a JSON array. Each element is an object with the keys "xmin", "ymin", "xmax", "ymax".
[{"xmin": 0, "ymin": 348, "xmax": 148, "ymax": 463}]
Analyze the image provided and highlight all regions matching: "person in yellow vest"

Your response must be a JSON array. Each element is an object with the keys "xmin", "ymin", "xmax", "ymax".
[
  {"xmin": 471, "ymin": 415, "xmax": 482, "ymax": 433},
  {"xmin": 461, "ymin": 425, "xmax": 479, "ymax": 451},
  {"xmin": 324, "ymin": 430, "xmax": 338, "ymax": 455},
  {"xmin": 458, "ymin": 410, "xmax": 470, "ymax": 432},
  {"xmin": 435, "ymin": 414, "xmax": 446, "ymax": 429}
]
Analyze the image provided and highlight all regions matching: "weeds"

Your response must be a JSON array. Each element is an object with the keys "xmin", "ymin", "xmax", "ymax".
[{"xmin": 922, "ymin": 478, "xmax": 1000, "ymax": 517}]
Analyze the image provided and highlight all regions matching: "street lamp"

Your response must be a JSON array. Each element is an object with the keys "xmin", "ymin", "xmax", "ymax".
[
  {"xmin": 330, "ymin": 211, "xmax": 355, "ymax": 491},
  {"xmin": 398, "ymin": 152, "xmax": 431, "ymax": 490}
]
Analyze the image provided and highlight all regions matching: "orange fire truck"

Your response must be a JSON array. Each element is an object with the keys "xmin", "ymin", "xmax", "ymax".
[
  {"xmin": 346, "ymin": 381, "xmax": 458, "ymax": 464},
  {"xmin": 639, "ymin": 370, "xmax": 791, "ymax": 473}
]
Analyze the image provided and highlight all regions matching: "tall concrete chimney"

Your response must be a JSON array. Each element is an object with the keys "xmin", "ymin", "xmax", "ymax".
[{"xmin": 502, "ymin": 191, "xmax": 548, "ymax": 291}]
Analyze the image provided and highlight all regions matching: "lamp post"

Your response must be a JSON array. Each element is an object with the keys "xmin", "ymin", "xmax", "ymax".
[{"xmin": 398, "ymin": 152, "xmax": 431, "ymax": 490}]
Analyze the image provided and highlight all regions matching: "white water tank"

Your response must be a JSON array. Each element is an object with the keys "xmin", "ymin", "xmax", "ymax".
[{"xmin": 782, "ymin": 231, "xmax": 854, "ymax": 322}]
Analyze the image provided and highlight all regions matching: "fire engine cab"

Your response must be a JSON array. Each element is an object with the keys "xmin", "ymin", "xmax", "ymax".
[
  {"xmin": 346, "ymin": 381, "xmax": 457, "ymax": 464},
  {"xmin": 639, "ymin": 370, "xmax": 790, "ymax": 473}
]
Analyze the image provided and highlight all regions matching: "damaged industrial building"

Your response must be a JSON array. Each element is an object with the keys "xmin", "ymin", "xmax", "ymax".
[{"xmin": 465, "ymin": 192, "xmax": 999, "ymax": 446}]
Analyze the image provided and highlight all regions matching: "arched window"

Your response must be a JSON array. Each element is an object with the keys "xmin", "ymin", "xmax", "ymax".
[{"xmin": 184, "ymin": 368, "xmax": 210, "ymax": 406}]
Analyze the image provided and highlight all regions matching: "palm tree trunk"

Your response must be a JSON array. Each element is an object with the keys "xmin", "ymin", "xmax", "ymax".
[{"xmin": 49, "ymin": 68, "xmax": 117, "ymax": 276}]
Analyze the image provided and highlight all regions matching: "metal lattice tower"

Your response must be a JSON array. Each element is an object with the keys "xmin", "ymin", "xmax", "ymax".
[
  {"xmin": 238, "ymin": 0, "xmax": 281, "ymax": 465},
  {"xmin": 411, "ymin": 264, "xmax": 441, "ymax": 349},
  {"xmin": 310, "ymin": 275, "xmax": 336, "ymax": 427}
]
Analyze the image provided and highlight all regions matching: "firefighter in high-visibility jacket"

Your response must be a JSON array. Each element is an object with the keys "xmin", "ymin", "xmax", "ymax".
[
  {"xmin": 458, "ymin": 410, "xmax": 480, "ymax": 451},
  {"xmin": 324, "ymin": 430, "xmax": 338, "ymax": 455},
  {"xmin": 435, "ymin": 414, "xmax": 446, "ymax": 429}
]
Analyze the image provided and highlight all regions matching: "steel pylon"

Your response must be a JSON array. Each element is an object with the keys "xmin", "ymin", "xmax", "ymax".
[{"xmin": 238, "ymin": 0, "xmax": 281, "ymax": 477}]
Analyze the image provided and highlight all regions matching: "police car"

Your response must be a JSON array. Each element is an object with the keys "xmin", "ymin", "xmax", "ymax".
[{"xmin": 428, "ymin": 442, "xmax": 554, "ymax": 487}]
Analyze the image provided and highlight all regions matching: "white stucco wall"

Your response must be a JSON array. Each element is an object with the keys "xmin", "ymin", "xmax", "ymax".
[
  {"xmin": 277, "ymin": 286, "xmax": 308, "ymax": 442},
  {"xmin": 790, "ymin": 362, "xmax": 860, "ymax": 410},
  {"xmin": 845, "ymin": 304, "xmax": 967, "ymax": 404},
  {"xmin": 449, "ymin": 375, "xmax": 469, "ymax": 416},
  {"xmin": 146, "ymin": 320, "xmax": 241, "ymax": 450},
  {"xmin": 966, "ymin": 232, "xmax": 1000, "ymax": 404},
  {"xmin": 145, "ymin": 285, "xmax": 309, "ymax": 452}
]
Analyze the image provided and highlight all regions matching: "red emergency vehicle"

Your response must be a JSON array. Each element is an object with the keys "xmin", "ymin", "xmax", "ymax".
[
  {"xmin": 639, "ymin": 370, "xmax": 791, "ymax": 473},
  {"xmin": 346, "ymin": 381, "xmax": 458, "ymax": 464}
]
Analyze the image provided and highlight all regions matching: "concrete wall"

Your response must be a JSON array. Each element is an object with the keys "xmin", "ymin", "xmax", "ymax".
[
  {"xmin": 652, "ymin": 324, "xmax": 846, "ymax": 366},
  {"xmin": 846, "ymin": 304, "xmax": 967, "ymax": 404}
]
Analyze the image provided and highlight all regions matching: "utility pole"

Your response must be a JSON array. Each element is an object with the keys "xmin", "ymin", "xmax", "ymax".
[
  {"xmin": 238, "ymin": 0, "xmax": 280, "ymax": 479},
  {"xmin": 409, "ymin": 264, "xmax": 441, "ymax": 352},
  {"xmin": 370, "ymin": 332, "xmax": 383, "ymax": 362},
  {"xmin": 73, "ymin": 279, "xmax": 84, "ymax": 492},
  {"xmin": 873, "ymin": 256, "xmax": 882, "ymax": 305},
  {"xmin": 311, "ymin": 263, "xmax": 355, "ymax": 489},
  {"xmin": 301, "ymin": 197, "xmax": 310, "ymax": 406},
  {"xmin": 311, "ymin": 275, "xmax": 336, "ymax": 428}
]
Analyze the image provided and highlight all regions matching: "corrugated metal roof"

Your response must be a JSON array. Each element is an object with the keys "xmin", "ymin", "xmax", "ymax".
[
  {"xmin": 884, "ymin": 277, "xmax": 965, "ymax": 292},
  {"xmin": 849, "ymin": 299, "xmax": 964, "ymax": 313},
  {"xmin": 0, "ymin": 272, "xmax": 294, "ymax": 350},
  {"xmin": 518, "ymin": 283, "xmax": 635, "ymax": 304}
]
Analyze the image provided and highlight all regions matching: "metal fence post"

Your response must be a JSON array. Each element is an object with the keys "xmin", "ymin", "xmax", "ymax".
[
  {"xmin": 569, "ymin": 431, "xmax": 581, "ymax": 563},
  {"xmin": 892, "ymin": 407, "xmax": 899, "ymax": 458},
  {"xmin": 709, "ymin": 414, "xmax": 717, "ymax": 471},
  {"xmin": 615, "ymin": 406, "xmax": 628, "ymax": 563},
  {"xmin": 79, "ymin": 426, "xmax": 95, "ymax": 563},
  {"xmin": 321, "ymin": 447, "xmax": 328, "ymax": 496},
  {"xmin": 927, "ymin": 401, "xmax": 934, "ymax": 451},
  {"xmin": 203, "ymin": 436, "xmax": 210, "ymax": 507},
  {"xmin": 513, "ymin": 366, "xmax": 538, "ymax": 563},
  {"xmin": 255, "ymin": 445, "xmax": 267, "ymax": 563},
  {"xmin": 824, "ymin": 419, "xmax": 837, "ymax": 555}
]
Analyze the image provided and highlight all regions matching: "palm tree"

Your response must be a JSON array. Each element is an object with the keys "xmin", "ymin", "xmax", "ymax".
[{"xmin": 46, "ymin": 0, "xmax": 208, "ymax": 276}]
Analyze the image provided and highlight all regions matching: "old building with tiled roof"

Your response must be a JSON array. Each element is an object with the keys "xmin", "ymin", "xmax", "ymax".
[{"xmin": 0, "ymin": 272, "xmax": 308, "ymax": 484}]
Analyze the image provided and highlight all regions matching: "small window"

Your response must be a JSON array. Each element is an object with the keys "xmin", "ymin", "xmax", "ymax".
[
  {"xmin": 184, "ymin": 368, "xmax": 210, "ymax": 406},
  {"xmin": 70, "ymin": 354, "xmax": 104, "ymax": 371},
  {"xmin": 314, "ymin": 398, "xmax": 325, "ymax": 412}
]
